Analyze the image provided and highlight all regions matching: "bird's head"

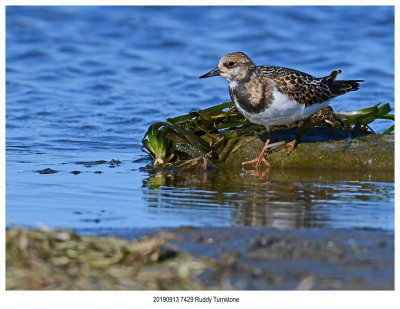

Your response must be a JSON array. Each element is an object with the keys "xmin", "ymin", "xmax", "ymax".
[{"xmin": 199, "ymin": 52, "xmax": 255, "ymax": 84}]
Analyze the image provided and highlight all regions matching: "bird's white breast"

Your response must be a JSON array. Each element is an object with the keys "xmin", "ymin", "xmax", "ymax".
[{"xmin": 233, "ymin": 87, "xmax": 329, "ymax": 127}]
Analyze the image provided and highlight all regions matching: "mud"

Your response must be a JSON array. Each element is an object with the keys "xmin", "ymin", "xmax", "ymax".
[{"xmin": 6, "ymin": 226, "xmax": 393, "ymax": 290}]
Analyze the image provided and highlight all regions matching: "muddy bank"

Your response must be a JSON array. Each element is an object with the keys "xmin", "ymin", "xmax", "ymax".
[{"xmin": 6, "ymin": 227, "xmax": 393, "ymax": 290}]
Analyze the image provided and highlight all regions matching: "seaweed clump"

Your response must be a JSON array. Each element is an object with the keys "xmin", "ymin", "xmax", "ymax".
[{"xmin": 142, "ymin": 101, "xmax": 394, "ymax": 169}]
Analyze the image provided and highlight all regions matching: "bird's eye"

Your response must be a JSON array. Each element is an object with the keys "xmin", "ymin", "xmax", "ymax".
[{"xmin": 227, "ymin": 61, "xmax": 236, "ymax": 68}]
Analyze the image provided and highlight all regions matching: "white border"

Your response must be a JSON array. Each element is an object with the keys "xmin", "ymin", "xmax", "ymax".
[{"xmin": 1, "ymin": 1, "xmax": 398, "ymax": 309}]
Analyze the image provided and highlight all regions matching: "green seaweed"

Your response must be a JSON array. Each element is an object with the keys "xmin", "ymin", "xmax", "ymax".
[
  {"xmin": 141, "ymin": 122, "xmax": 171, "ymax": 166},
  {"xmin": 334, "ymin": 103, "xmax": 394, "ymax": 132}
]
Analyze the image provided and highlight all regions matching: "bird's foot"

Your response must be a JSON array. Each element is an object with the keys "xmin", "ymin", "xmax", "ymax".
[
  {"xmin": 285, "ymin": 140, "xmax": 298, "ymax": 156},
  {"xmin": 241, "ymin": 149, "xmax": 271, "ymax": 169},
  {"xmin": 269, "ymin": 139, "xmax": 299, "ymax": 156}
]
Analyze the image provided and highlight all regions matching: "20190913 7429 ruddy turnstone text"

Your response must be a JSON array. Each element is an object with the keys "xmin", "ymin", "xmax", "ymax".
[{"xmin": 200, "ymin": 52, "xmax": 363, "ymax": 169}]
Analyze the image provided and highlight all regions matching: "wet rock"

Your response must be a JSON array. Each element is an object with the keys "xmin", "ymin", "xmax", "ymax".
[
  {"xmin": 37, "ymin": 168, "xmax": 58, "ymax": 174},
  {"xmin": 224, "ymin": 132, "xmax": 394, "ymax": 171}
]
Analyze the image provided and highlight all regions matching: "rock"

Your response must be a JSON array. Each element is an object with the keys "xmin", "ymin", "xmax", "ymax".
[{"xmin": 223, "ymin": 130, "xmax": 393, "ymax": 171}]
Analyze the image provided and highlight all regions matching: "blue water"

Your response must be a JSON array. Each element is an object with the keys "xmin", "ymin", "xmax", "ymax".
[{"xmin": 6, "ymin": 6, "xmax": 394, "ymax": 232}]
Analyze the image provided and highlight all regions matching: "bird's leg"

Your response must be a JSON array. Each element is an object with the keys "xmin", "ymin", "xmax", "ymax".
[
  {"xmin": 284, "ymin": 128, "xmax": 303, "ymax": 156},
  {"xmin": 242, "ymin": 130, "xmax": 273, "ymax": 169},
  {"xmin": 287, "ymin": 118, "xmax": 312, "ymax": 155},
  {"xmin": 271, "ymin": 118, "xmax": 311, "ymax": 156}
]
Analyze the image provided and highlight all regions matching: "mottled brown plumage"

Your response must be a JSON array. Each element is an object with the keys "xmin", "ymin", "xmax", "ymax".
[{"xmin": 259, "ymin": 66, "xmax": 362, "ymax": 107}]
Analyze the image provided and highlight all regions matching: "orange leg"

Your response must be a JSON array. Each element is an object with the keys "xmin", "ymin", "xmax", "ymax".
[
  {"xmin": 271, "ymin": 118, "xmax": 311, "ymax": 156},
  {"xmin": 284, "ymin": 139, "xmax": 298, "ymax": 155},
  {"xmin": 242, "ymin": 130, "xmax": 273, "ymax": 169}
]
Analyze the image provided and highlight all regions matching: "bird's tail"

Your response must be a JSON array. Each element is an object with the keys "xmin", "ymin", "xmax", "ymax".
[{"xmin": 323, "ymin": 69, "xmax": 364, "ymax": 96}]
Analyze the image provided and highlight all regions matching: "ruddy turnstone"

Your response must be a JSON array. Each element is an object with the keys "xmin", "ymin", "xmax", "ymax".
[{"xmin": 199, "ymin": 52, "xmax": 363, "ymax": 169}]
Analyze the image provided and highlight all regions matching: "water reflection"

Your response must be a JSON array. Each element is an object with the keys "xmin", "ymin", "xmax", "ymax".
[{"xmin": 142, "ymin": 167, "xmax": 394, "ymax": 230}]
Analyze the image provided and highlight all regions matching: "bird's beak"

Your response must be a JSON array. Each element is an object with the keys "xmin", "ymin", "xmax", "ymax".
[{"xmin": 199, "ymin": 67, "xmax": 221, "ymax": 78}]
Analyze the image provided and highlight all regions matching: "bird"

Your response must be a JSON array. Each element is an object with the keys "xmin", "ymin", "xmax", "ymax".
[{"xmin": 199, "ymin": 52, "xmax": 363, "ymax": 169}]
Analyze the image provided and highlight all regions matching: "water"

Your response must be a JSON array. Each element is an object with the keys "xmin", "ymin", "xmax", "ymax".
[{"xmin": 6, "ymin": 6, "xmax": 394, "ymax": 233}]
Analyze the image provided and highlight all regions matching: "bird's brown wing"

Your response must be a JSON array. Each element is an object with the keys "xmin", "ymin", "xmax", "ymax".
[{"xmin": 258, "ymin": 66, "xmax": 335, "ymax": 107}]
